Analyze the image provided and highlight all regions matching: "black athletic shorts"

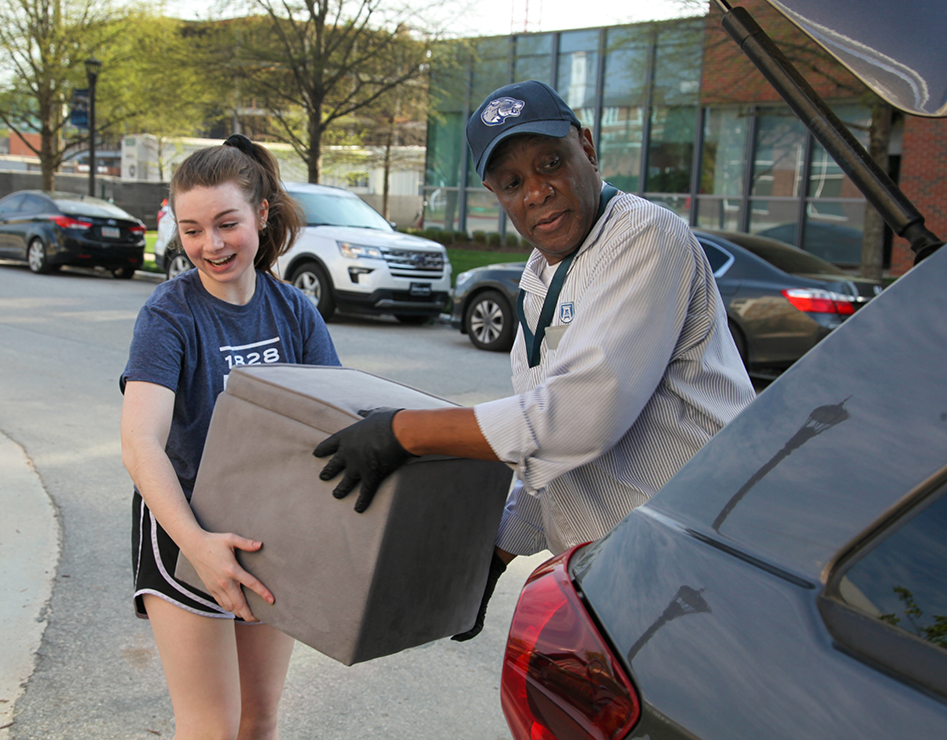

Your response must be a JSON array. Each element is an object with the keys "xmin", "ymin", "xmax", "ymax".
[{"xmin": 131, "ymin": 491, "xmax": 237, "ymax": 620}]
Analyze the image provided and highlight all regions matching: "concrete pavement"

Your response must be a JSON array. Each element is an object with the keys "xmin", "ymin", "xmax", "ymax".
[{"xmin": 0, "ymin": 431, "xmax": 60, "ymax": 738}]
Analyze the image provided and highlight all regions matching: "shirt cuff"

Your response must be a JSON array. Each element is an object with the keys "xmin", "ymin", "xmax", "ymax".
[{"xmin": 495, "ymin": 480, "xmax": 548, "ymax": 556}]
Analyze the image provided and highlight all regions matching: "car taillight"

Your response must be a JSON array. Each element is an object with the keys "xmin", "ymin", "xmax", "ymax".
[
  {"xmin": 501, "ymin": 546, "xmax": 641, "ymax": 740},
  {"xmin": 781, "ymin": 288, "xmax": 856, "ymax": 315},
  {"xmin": 52, "ymin": 215, "xmax": 92, "ymax": 230},
  {"xmin": 129, "ymin": 224, "xmax": 146, "ymax": 236}
]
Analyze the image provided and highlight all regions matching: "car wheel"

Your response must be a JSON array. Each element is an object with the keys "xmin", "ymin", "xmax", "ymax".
[
  {"xmin": 728, "ymin": 318, "xmax": 748, "ymax": 367},
  {"xmin": 27, "ymin": 238, "xmax": 51, "ymax": 274},
  {"xmin": 166, "ymin": 253, "xmax": 192, "ymax": 280},
  {"xmin": 395, "ymin": 314, "xmax": 431, "ymax": 325},
  {"xmin": 290, "ymin": 261, "xmax": 335, "ymax": 321},
  {"xmin": 465, "ymin": 289, "xmax": 514, "ymax": 352},
  {"xmin": 113, "ymin": 266, "xmax": 137, "ymax": 280}
]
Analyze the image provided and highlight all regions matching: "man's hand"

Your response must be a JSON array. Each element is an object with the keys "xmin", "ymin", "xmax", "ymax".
[
  {"xmin": 452, "ymin": 549, "xmax": 509, "ymax": 641},
  {"xmin": 313, "ymin": 407, "xmax": 416, "ymax": 513}
]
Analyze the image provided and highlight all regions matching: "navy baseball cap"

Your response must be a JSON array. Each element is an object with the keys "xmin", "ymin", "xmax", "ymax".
[{"xmin": 466, "ymin": 80, "xmax": 581, "ymax": 180}]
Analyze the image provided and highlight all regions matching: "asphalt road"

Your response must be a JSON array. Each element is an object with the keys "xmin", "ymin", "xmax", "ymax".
[{"xmin": 0, "ymin": 263, "xmax": 547, "ymax": 740}]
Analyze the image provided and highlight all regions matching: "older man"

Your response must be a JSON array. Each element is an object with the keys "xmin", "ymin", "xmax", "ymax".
[{"xmin": 316, "ymin": 80, "xmax": 755, "ymax": 638}]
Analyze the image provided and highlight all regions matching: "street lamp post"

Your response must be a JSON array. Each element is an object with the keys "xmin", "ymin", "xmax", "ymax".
[{"xmin": 85, "ymin": 56, "xmax": 102, "ymax": 197}]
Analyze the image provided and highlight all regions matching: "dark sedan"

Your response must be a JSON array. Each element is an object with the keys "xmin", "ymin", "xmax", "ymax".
[
  {"xmin": 451, "ymin": 230, "xmax": 882, "ymax": 374},
  {"xmin": 699, "ymin": 230, "xmax": 882, "ymax": 374},
  {"xmin": 499, "ymin": 228, "xmax": 947, "ymax": 740},
  {"xmin": 0, "ymin": 190, "xmax": 146, "ymax": 278}
]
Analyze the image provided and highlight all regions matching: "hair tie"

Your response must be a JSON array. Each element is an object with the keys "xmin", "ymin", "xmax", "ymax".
[{"xmin": 223, "ymin": 133, "xmax": 255, "ymax": 158}]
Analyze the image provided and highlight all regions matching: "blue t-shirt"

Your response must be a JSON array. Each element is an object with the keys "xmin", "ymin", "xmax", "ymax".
[{"xmin": 122, "ymin": 270, "xmax": 340, "ymax": 496}]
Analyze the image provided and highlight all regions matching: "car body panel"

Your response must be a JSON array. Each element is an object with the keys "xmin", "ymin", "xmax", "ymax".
[
  {"xmin": 568, "ymin": 243, "xmax": 947, "ymax": 739},
  {"xmin": 768, "ymin": 0, "xmax": 947, "ymax": 117}
]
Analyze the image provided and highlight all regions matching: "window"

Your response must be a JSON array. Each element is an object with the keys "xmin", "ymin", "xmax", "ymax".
[
  {"xmin": 514, "ymin": 34, "xmax": 554, "ymax": 85},
  {"xmin": 645, "ymin": 21, "xmax": 702, "ymax": 195},
  {"xmin": 820, "ymin": 480, "xmax": 947, "ymax": 698},
  {"xmin": 697, "ymin": 239, "xmax": 734, "ymax": 276},
  {"xmin": 558, "ymin": 30, "xmax": 600, "ymax": 128}
]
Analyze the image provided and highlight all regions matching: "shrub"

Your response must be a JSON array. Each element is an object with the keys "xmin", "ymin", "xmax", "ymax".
[
  {"xmin": 472, "ymin": 230, "xmax": 486, "ymax": 245},
  {"xmin": 487, "ymin": 232, "xmax": 502, "ymax": 248},
  {"xmin": 504, "ymin": 232, "xmax": 520, "ymax": 249}
]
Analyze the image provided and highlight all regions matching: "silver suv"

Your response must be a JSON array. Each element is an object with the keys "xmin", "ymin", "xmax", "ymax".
[
  {"xmin": 278, "ymin": 183, "xmax": 451, "ymax": 323},
  {"xmin": 156, "ymin": 183, "xmax": 452, "ymax": 324}
]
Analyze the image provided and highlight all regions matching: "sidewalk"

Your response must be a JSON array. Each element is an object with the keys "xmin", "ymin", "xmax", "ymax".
[{"xmin": 0, "ymin": 432, "xmax": 60, "ymax": 737}]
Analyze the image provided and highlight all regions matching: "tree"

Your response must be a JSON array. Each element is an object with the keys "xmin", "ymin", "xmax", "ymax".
[
  {"xmin": 97, "ymin": 13, "xmax": 232, "ymax": 179},
  {"xmin": 234, "ymin": 0, "xmax": 454, "ymax": 184},
  {"xmin": 0, "ymin": 1, "xmax": 225, "ymax": 188},
  {"xmin": 0, "ymin": 0, "xmax": 114, "ymax": 190}
]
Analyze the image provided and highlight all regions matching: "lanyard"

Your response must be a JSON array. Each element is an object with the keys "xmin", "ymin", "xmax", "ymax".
[{"xmin": 517, "ymin": 184, "xmax": 618, "ymax": 368}]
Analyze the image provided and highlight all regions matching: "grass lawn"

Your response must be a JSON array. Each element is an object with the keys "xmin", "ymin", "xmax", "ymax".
[
  {"xmin": 140, "ymin": 232, "xmax": 162, "ymax": 275},
  {"xmin": 446, "ymin": 247, "xmax": 529, "ymax": 284}
]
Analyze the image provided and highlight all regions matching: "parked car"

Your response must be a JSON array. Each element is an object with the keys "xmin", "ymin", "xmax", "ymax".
[
  {"xmin": 276, "ymin": 183, "xmax": 452, "ymax": 323},
  {"xmin": 159, "ymin": 183, "xmax": 452, "ymax": 323},
  {"xmin": 451, "ymin": 261, "xmax": 526, "ymax": 351},
  {"xmin": 153, "ymin": 200, "xmax": 191, "ymax": 280},
  {"xmin": 500, "ymin": 243, "xmax": 947, "ymax": 740},
  {"xmin": 451, "ymin": 230, "xmax": 882, "ymax": 373},
  {"xmin": 499, "ymin": 1, "xmax": 947, "ymax": 739},
  {"xmin": 698, "ymin": 230, "xmax": 882, "ymax": 373},
  {"xmin": 0, "ymin": 190, "xmax": 146, "ymax": 278}
]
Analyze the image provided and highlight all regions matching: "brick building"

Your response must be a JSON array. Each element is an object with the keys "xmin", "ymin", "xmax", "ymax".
[{"xmin": 424, "ymin": 0, "xmax": 947, "ymax": 275}]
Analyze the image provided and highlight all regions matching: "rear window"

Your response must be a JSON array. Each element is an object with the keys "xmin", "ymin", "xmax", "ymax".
[
  {"xmin": 54, "ymin": 197, "xmax": 133, "ymax": 220},
  {"xmin": 721, "ymin": 232, "xmax": 850, "ymax": 276},
  {"xmin": 839, "ymin": 489, "xmax": 947, "ymax": 650},
  {"xmin": 290, "ymin": 191, "xmax": 391, "ymax": 231}
]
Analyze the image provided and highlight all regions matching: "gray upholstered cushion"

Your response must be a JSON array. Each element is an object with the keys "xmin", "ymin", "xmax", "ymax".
[{"xmin": 175, "ymin": 365, "xmax": 513, "ymax": 665}]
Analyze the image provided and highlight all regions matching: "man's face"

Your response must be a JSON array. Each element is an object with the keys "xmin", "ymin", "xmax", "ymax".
[{"xmin": 483, "ymin": 127, "xmax": 601, "ymax": 264}]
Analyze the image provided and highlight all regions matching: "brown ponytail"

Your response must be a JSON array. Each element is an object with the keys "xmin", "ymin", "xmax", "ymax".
[{"xmin": 169, "ymin": 135, "xmax": 304, "ymax": 275}]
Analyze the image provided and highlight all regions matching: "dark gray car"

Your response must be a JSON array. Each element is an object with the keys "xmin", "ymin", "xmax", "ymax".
[
  {"xmin": 0, "ymin": 190, "xmax": 146, "ymax": 278},
  {"xmin": 497, "ymin": 1, "xmax": 946, "ymax": 738},
  {"xmin": 451, "ymin": 231, "xmax": 882, "ymax": 374}
]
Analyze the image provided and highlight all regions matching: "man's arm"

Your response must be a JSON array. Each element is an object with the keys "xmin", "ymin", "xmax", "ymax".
[
  {"xmin": 393, "ymin": 407, "xmax": 499, "ymax": 460},
  {"xmin": 314, "ymin": 406, "xmax": 502, "ymax": 512}
]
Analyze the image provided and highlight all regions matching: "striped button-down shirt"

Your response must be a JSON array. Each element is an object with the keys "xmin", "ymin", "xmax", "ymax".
[{"xmin": 475, "ymin": 190, "xmax": 756, "ymax": 555}]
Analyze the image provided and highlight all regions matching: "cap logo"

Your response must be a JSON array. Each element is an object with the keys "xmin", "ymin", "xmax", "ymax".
[{"xmin": 482, "ymin": 97, "xmax": 525, "ymax": 126}]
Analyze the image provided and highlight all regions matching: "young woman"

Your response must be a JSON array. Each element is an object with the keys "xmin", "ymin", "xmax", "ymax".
[{"xmin": 121, "ymin": 134, "xmax": 339, "ymax": 739}]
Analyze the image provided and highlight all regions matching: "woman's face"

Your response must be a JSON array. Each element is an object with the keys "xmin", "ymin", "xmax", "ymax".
[{"xmin": 174, "ymin": 182, "xmax": 268, "ymax": 303}]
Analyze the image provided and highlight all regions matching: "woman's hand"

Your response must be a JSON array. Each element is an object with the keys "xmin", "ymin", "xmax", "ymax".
[{"xmin": 183, "ymin": 531, "xmax": 275, "ymax": 622}]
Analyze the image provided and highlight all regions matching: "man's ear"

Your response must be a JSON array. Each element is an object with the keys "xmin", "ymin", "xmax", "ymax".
[{"xmin": 580, "ymin": 127, "xmax": 598, "ymax": 169}]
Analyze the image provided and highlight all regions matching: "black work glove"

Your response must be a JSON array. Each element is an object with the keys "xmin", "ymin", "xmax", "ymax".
[
  {"xmin": 452, "ymin": 550, "xmax": 508, "ymax": 641},
  {"xmin": 313, "ymin": 407, "xmax": 416, "ymax": 513}
]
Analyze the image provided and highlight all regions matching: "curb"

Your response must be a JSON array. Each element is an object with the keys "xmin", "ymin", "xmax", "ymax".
[{"xmin": 0, "ymin": 433, "xmax": 60, "ymax": 738}]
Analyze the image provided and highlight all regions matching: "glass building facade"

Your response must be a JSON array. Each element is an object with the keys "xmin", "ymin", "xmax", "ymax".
[{"xmin": 425, "ymin": 18, "xmax": 873, "ymax": 266}]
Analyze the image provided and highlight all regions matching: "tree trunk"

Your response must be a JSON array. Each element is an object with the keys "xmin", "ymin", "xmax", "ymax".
[
  {"xmin": 38, "ymin": 93, "xmax": 56, "ymax": 191},
  {"xmin": 308, "ymin": 103, "xmax": 323, "ymax": 183},
  {"xmin": 382, "ymin": 113, "xmax": 394, "ymax": 221},
  {"xmin": 860, "ymin": 100, "xmax": 892, "ymax": 280}
]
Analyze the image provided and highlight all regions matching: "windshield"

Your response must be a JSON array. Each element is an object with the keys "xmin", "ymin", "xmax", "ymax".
[{"xmin": 290, "ymin": 191, "xmax": 392, "ymax": 231}]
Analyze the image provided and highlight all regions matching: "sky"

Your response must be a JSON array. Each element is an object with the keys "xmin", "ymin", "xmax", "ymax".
[{"xmin": 157, "ymin": 0, "xmax": 704, "ymax": 37}]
